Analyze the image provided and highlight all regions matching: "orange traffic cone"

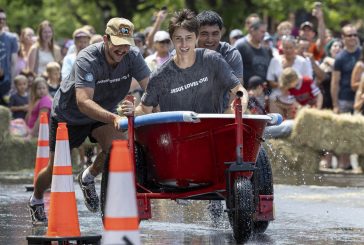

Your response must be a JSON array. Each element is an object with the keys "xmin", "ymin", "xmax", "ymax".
[
  {"xmin": 102, "ymin": 140, "xmax": 140, "ymax": 245},
  {"xmin": 33, "ymin": 111, "xmax": 49, "ymax": 185},
  {"xmin": 26, "ymin": 112, "xmax": 49, "ymax": 191},
  {"xmin": 47, "ymin": 122, "xmax": 80, "ymax": 237}
]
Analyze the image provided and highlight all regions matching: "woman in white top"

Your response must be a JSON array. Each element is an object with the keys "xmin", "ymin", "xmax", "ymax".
[
  {"xmin": 266, "ymin": 35, "xmax": 312, "ymax": 89},
  {"xmin": 27, "ymin": 20, "xmax": 61, "ymax": 76}
]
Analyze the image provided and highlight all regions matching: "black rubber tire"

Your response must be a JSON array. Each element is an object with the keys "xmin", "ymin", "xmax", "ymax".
[
  {"xmin": 231, "ymin": 177, "xmax": 253, "ymax": 244},
  {"xmin": 252, "ymin": 146, "xmax": 273, "ymax": 233},
  {"xmin": 254, "ymin": 146, "xmax": 273, "ymax": 195},
  {"xmin": 253, "ymin": 220, "xmax": 270, "ymax": 233}
]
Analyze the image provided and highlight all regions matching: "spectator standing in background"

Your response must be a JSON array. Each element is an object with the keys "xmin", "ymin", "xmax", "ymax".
[
  {"xmin": 247, "ymin": 76, "xmax": 267, "ymax": 115},
  {"xmin": 266, "ymin": 35, "xmax": 312, "ymax": 90},
  {"xmin": 27, "ymin": 20, "xmax": 61, "ymax": 76},
  {"xmin": 26, "ymin": 76, "xmax": 52, "ymax": 137},
  {"xmin": 229, "ymin": 29, "xmax": 243, "ymax": 46},
  {"xmin": 133, "ymin": 32, "xmax": 147, "ymax": 57},
  {"xmin": 331, "ymin": 24, "xmax": 360, "ymax": 170},
  {"xmin": 45, "ymin": 62, "xmax": 60, "ymax": 98},
  {"xmin": 331, "ymin": 24, "xmax": 360, "ymax": 114},
  {"xmin": 62, "ymin": 27, "xmax": 91, "ymax": 80},
  {"xmin": 275, "ymin": 21, "xmax": 293, "ymax": 55},
  {"xmin": 144, "ymin": 30, "xmax": 172, "ymax": 72},
  {"xmin": 317, "ymin": 38, "xmax": 342, "ymax": 110},
  {"xmin": 298, "ymin": 2, "xmax": 327, "ymax": 62},
  {"xmin": 145, "ymin": 8, "xmax": 168, "ymax": 55},
  {"xmin": 234, "ymin": 13, "xmax": 260, "ymax": 45},
  {"xmin": 0, "ymin": 8, "xmax": 18, "ymax": 106},
  {"xmin": 15, "ymin": 27, "xmax": 35, "ymax": 76},
  {"xmin": 235, "ymin": 19, "xmax": 271, "ymax": 88},
  {"xmin": 9, "ymin": 74, "xmax": 29, "ymax": 119}
]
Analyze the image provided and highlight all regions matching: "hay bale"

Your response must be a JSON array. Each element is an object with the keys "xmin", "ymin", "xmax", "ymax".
[
  {"xmin": 290, "ymin": 108, "xmax": 364, "ymax": 155},
  {"xmin": 0, "ymin": 105, "xmax": 11, "ymax": 138},
  {"xmin": 264, "ymin": 139, "xmax": 320, "ymax": 176},
  {"xmin": 0, "ymin": 137, "xmax": 37, "ymax": 171}
]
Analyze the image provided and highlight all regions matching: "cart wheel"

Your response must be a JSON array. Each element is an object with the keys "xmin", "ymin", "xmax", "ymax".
[
  {"xmin": 230, "ymin": 177, "xmax": 253, "ymax": 243},
  {"xmin": 254, "ymin": 147, "xmax": 273, "ymax": 195},
  {"xmin": 252, "ymin": 146, "xmax": 273, "ymax": 233}
]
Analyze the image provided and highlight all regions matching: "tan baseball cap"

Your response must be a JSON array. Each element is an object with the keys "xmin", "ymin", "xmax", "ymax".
[{"xmin": 105, "ymin": 18, "xmax": 135, "ymax": 46}]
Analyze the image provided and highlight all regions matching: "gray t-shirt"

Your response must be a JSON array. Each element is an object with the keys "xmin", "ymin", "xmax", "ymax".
[
  {"xmin": 52, "ymin": 43, "xmax": 150, "ymax": 124},
  {"xmin": 142, "ymin": 48, "xmax": 240, "ymax": 113},
  {"xmin": 217, "ymin": 41, "xmax": 244, "ymax": 79},
  {"xmin": 235, "ymin": 40, "xmax": 272, "ymax": 87}
]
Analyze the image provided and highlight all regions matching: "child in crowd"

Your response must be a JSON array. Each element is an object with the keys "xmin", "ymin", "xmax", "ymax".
[
  {"xmin": 283, "ymin": 67, "xmax": 322, "ymax": 108},
  {"xmin": 269, "ymin": 68, "xmax": 299, "ymax": 119},
  {"xmin": 247, "ymin": 76, "xmax": 267, "ymax": 114},
  {"xmin": 45, "ymin": 62, "xmax": 61, "ymax": 97},
  {"xmin": 9, "ymin": 75, "xmax": 29, "ymax": 119},
  {"xmin": 26, "ymin": 76, "xmax": 52, "ymax": 137}
]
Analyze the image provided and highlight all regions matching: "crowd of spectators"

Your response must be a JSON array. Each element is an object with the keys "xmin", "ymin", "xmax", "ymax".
[{"xmin": 0, "ymin": 6, "xmax": 363, "ymax": 172}]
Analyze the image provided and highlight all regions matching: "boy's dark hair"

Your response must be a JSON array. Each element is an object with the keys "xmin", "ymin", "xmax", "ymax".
[
  {"xmin": 196, "ymin": 10, "xmax": 223, "ymax": 30},
  {"xmin": 0, "ymin": 8, "xmax": 5, "ymax": 14},
  {"xmin": 169, "ymin": 9, "xmax": 199, "ymax": 38},
  {"xmin": 248, "ymin": 76, "xmax": 264, "ymax": 90}
]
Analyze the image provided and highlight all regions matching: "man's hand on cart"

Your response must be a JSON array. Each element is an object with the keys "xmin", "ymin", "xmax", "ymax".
[
  {"xmin": 119, "ymin": 96, "xmax": 135, "ymax": 117},
  {"xmin": 114, "ymin": 97, "xmax": 135, "ymax": 130}
]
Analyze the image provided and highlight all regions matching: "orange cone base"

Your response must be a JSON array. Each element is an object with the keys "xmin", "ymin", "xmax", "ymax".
[
  {"xmin": 26, "ymin": 234, "xmax": 101, "ymax": 244},
  {"xmin": 47, "ymin": 192, "xmax": 80, "ymax": 237}
]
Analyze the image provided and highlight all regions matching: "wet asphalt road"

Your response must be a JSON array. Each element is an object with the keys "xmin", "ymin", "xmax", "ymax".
[{"xmin": 1, "ymin": 172, "xmax": 364, "ymax": 245}]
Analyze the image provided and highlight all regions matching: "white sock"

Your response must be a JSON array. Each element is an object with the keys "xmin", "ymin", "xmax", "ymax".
[
  {"xmin": 82, "ymin": 167, "xmax": 95, "ymax": 183},
  {"xmin": 30, "ymin": 194, "xmax": 43, "ymax": 206}
]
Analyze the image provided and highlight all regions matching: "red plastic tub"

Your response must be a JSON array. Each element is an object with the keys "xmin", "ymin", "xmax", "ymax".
[{"xmin": 135, "ymin": 114, "xmax": 270, "ymax": 188}]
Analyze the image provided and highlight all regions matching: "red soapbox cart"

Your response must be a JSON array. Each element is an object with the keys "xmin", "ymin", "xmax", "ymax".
[{"xmin": 101, "ymin": 94, "xmax": 282, "ymax": 243}]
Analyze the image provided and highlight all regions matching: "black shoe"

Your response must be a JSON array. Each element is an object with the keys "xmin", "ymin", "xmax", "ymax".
[
  {"xmin": 77, "ymin": 170, "xmax": 99, "ymax": 212},
  {"xmin": 28, "ymin": 200, "xmax": 47, "ymax": 226}
]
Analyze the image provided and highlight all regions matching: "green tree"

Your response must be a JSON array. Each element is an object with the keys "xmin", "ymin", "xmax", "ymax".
[{"xmin": 2, "ymin": 0, "xmax": 364, "ymax": 42}]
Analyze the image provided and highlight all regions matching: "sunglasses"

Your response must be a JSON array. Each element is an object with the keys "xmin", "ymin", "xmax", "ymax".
[
  {"xmin": 158, "ymin": 40, "xmax": 170, "ymax": 44},
  {"xmin": 0, "ymin": 17, "xmax": 6, "ymax": 21},
  {"xmin": 344, "ymin": 33, "xmax": 358, "ymax": 38}
]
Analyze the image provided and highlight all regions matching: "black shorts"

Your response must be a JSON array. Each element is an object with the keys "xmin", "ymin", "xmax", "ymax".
[{"xmin": 49, "ymin": 117, "xmax": 106, "ymax": 152}]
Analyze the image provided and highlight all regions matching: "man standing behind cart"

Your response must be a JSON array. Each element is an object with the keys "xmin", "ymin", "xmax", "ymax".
[
  {"xmin": 196, "ymin": 10, "xmax": 244, "ymax": 112},
  {"xmin": 135, "ymin": 9, "xmax": 247, "ymax": 116},
  {"xmin": 28, "ymin": 18, "xmax": 150, "ymax": 225},
  {"xmin": 196, "ymin": 10, "xmax": 244, "ymax": 84}
]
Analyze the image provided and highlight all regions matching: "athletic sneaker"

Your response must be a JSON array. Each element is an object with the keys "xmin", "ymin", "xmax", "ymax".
[
  {"xmin": 77, "ymin": 170, "xmax": 99, "ymax": 212},
  {"xmin": 28, "ymin": 201, "xmax": 47, "ymax": 225}
]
